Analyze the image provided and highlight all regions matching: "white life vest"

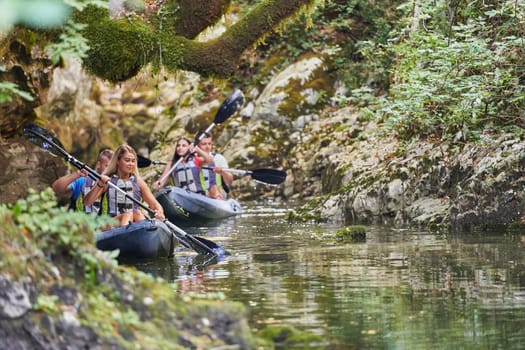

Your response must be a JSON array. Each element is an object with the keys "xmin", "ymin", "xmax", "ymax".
[
  {"xmin": 81, "ymin": 177, "xmax": 100, "ymax": 214},
  {"xmin": 171, "ymin": 157, "xmax": 207, "ymax": 194},
  {"xmin": 106, "ymin": 175, "xmax": 141, "ymax": 216}
]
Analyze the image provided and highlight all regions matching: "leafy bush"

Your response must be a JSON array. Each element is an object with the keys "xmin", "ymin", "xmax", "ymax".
[
  {"xmin": 372, "ymin": 0, "xmax": 525, "ymax": 140},
  {"xmin": 0, "ymin": 65, "xmax": 34, "ymax": 103},
  {"xmin": 245, "ymin": 0, "xmax": 525, "ymax": 142},
  {"xmin": 3, "ymin": 188, "xmax": 117, "ymax": 282}
]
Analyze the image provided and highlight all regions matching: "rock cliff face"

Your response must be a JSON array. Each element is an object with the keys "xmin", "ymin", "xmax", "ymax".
[
  {"xmin": 2, "ymin": 52, "xmax": 525, "ymax": 230},
  {"xmin": 285, "ymin": 109, "xmax": 525, "ymax": 229},
  {"xmin": 0, "ymin": 137, "xmax": 66, "ymax": 204},
  {"xmin": 224, "ymin": 54, "xmax": 525, "ymax": 230}
]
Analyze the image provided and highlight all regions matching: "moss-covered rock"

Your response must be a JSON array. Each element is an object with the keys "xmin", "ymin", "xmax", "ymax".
[
  {"xmin": 335, "ymin": 225, "xmax": 367, "ymax": 242},
  {"xmin": 286, "ymin": 197, "xmax": 327, "ymax": 223},
  {"xmin": 257, "ymin": 324, "xmax": 325, "ymax": 349}
]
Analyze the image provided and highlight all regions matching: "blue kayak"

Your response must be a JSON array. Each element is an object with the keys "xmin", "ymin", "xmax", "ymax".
[
  {"xmin": 156, "ymin": 186, "xmax": 242, "ymax": 223},
  {"xmin": 96, "ymin": 219, "xmax": 175, "ymax": 260}
]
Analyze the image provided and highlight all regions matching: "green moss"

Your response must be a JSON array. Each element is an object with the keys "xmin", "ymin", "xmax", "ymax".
[
  {"xmin": 286, "ymin": 197, "xmax": 328, "ymax": 223},
  {"xmin": 335, "ymin": 225, "xmax": 367, "ymax": 242},
  {"xmin": 257, "ymin": 324, "xmax": 324, "ymax": 349},
  {"xmin": 334, "ymin": 123, "xmax": 350, "ymax": 133},
  {"xmin": 171, "ymin": 1, "xmax": 230, "ymax": 39},
  {"xmin": 0, "ymin": 188, "xmax": 258, "ymax": 348},
  {"xmin": 232, "ymin": 121, "xmax": 288, "ymax": 169},
  {"xmin": 277, "ymin": 66, "xmax": 335, "ymax": 121},
  {"xmin": 339, "ymin": 172, "xmax": 383, "ymax": 195},
  {"xmin": 185, "ymin": 109, "xmax": 215, "ymax": 135},
  {"xmin": 506, "ymin": 221, "xmax": 525, "ymax": 232},
  {"xmin": 154, "ymin": 31, "xmax": 185, "ymax": 74},
  {"xmin": 322, "ymin": 165, "xmax": 345, "ymax": 193},
  {"xmin": 75, "ymin": 5, "xmax": 156, "ymax": 82},
  {"xmin": 251, "ymin": 49, "xmax": 291, "ymax": 88}
]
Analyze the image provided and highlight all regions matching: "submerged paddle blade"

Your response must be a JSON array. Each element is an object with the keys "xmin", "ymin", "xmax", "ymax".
[
  {"xmin": 214, "ymin": 89, "xmax": 244, "ymax": 124},
  {"xmin": 182, "ymin": 234, "xmax": 228, "ymax": 257},
  {"xmin": 183, "ymin": 233, "xmax": 229, "ymax": 257},
  {"xmin": 23, "ymin": 123, "xmax": 65, "ymax": 157},
  {"xmin": 250, "ymin": 168, "xmax": 287, "ymax": 185},
  {"xmin": 191, "ymin": 251, "xmax": 228, "ymax": 270},
  {"xmin": 164, "ymin": 220, "xmax": 227, "ymax": 257},
  {"xmin": 192, "ymin": 235, "xmax": 229, "ymax": 256}
]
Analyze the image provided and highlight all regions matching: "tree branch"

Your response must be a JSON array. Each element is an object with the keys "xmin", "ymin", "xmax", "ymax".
[
  {"xmin": 175, "ymin": 0, "xmax": 315, "ymax": 76},
  {"xmin": 78, "ymin": 0, "xmax": 315, "ymax": 81},
  {"xmin": 172, "ymin": 0, "xmax": 232, "ymax": 39}
]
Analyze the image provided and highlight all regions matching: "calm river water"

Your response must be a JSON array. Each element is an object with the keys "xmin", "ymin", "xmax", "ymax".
[{"xmin": 133, "ymin": 201, "xmax": 525, "ymax": 349}]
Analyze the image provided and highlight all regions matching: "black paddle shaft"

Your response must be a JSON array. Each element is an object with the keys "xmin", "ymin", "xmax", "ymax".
[
  {"xmin": 200, "ymin": 166, "xmax": 287, "ymax": 185},
  {"xmin": 158, "ymin": 89, "xmax": 244, "ymax": 185}
]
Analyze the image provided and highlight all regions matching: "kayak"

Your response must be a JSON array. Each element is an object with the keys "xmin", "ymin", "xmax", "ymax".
[
  {"xmin": 156, "ymin": 186, "xmax": 242, "ymax": 223},
  {"xmin": 96, "ymin": 219, "xmax": 175, "ymax": 260}
]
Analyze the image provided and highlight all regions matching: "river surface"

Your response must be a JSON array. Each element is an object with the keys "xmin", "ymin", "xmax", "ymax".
[{"xmin": 132, "ymin": 202, "xmax": 525, "ymax": 349}]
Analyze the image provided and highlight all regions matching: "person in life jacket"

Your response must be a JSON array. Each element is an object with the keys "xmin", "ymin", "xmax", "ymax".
[
  {"xmin": 52, "ymin": 148, "xmax": 113, "ymax": 214},
  {"xmin": 84, "ymin": 144, "xmax": 165, "ymax": 227},
  {"xmin": 194, "ymin": 130, "xmax": 233, "ymax": 199},
  {"xmin": 153, "ymin": 136, "xmax": 219, "ymax": 198}
]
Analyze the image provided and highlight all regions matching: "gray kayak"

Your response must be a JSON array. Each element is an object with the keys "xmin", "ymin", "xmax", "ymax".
[
  {"xmin": 156, "ymin": 186, "xmax": 242, "ymax": 223},
  {"xmin": 96, "ymin": 219, "xmax": 175, "ymax": 260}
]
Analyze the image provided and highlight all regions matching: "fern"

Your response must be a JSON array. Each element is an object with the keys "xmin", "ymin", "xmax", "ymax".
[
  {"xmin": 45, "ymin": 20, "xmax": 90, "ymax": 64},
  {"xmin": 0, "ymin": 79, "xmax": 34, "ymax": 103}
]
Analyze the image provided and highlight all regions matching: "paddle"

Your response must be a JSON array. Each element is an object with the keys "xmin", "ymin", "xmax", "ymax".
[
  {"xmin": 202, "ymin": 167, "xmax": 287, "ymax": 185},
  {"xmin": 22, "ymin": 123, "xmax": 226, "ymax": 257},
  {"xmin": 157, "ymin": 89, "xmax": 244, "ymax": 186},
  {"xmin": 137, "ymin": 154, "xmax": 166, "ymax": 168},
  {"xmin": 140, "ymin": 151, "xmax": 287, "ymax": 186}
]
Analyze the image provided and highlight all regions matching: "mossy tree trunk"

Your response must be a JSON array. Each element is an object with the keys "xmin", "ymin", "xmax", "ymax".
[
  {"xmin": 173, "ymin": 0, "xmax": 316, "ymax": 76},
  {"xmin": 79, "ymin": 0, "xmax": 315, "ymax": 82},
  {"xmin": 173, "ymin": 0, "xmax": 232, "ymax": 39}
]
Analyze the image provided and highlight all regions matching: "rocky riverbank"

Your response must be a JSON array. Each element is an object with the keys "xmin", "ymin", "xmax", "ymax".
[{"xmin": 284, "ymin": 111, "xmax": 525, "ymax": 230}]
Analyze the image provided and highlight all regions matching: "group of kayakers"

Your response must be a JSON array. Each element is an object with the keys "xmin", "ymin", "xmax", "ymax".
[{"xmin": 52, "ymin": 131, "xmax": 231, "ymax": 227}]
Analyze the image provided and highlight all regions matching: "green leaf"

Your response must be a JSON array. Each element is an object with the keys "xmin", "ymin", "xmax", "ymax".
[{"xmin": 0, "ymin": 82, "xmax": 34, "ymax": 103}]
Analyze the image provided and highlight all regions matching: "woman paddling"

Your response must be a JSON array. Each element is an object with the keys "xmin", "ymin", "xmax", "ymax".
[
  {"xmin": 85, "ymin": 144, "xmax": 165, "ymax": 226},
  {"xmin": 153, "ymin": 136, "xmax": 222, "ymax": 198}
]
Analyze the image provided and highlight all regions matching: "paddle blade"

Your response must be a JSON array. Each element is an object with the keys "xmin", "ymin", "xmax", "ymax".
[
  {"xmin": 163, "ymin": 220, "xmax": 227, "ymax": 257},
  {"xmin": 191, "ymin": 252, "xmax": 228, "ymax": 270},
  {"xmin": 137, "ymin": 154, "xmax": 152, "ymax": 168},
  {"xmin": 187, "ymin": 235, "xmax": 229, "ymax": 257},
  {"xmin": 137, "ymin": 154, "xmax": 167, "ymax": 168},
  {"xmin": 214, "ymin": 89, "xmax": 244, "ymax": 124},
  {"xmin": 250, "ymin": 168, "xmax": 287, "ymax": 185},
  {"xmin": 23, "ymin": 123, "xmax": 65, "ymax": 157},
  {"xmin": 193, "ymin": 235, "xmax": 229, "ymax": 256}
]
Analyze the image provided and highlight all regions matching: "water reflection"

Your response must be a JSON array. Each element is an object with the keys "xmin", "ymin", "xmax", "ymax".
[{"xmin": 131, "ymin": 203, "xmax": 525, "ymax": 349}]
